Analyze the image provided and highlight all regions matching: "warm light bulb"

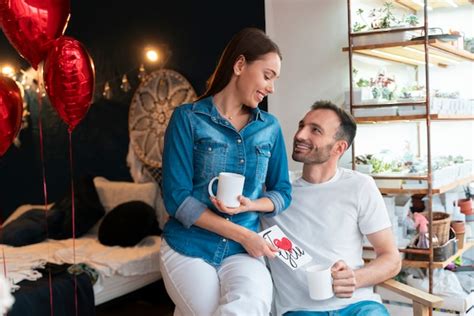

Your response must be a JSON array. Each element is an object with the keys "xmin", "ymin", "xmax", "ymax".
[
  {"xmin": 1, "ymin": 65, "xmax": 15, "ymax": 77},
  {"xmin": 146, "ymin": 49, "xmax": 159, "ymax": 62}
]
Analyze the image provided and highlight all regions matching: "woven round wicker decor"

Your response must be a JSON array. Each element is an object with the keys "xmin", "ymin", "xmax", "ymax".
[{"xmin": 129, "ymin": 69, "xmax": 197, "ymax": 168}]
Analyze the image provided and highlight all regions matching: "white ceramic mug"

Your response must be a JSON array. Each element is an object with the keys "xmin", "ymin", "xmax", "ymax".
[
  {"xmin": 305, "ymin": 264, "xmax": 334, "ymax": 300},
  {"xmin": 208, "ymin": 172, "xmax": 245, "ymax": 208}
]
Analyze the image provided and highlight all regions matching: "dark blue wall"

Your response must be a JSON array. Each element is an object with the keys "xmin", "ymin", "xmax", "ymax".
[{"xmin": 0, "ymin": 0, "xmax": 266, "ymax": 219}]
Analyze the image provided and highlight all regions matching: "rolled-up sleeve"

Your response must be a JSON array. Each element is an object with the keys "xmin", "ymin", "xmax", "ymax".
[
  {"xmin": 162, "ymin": 107, "xmax": 207, "ymax": 228},
  {"xmin": 263, "ymin": 123, "xmax": 292, "ymax": 216}
]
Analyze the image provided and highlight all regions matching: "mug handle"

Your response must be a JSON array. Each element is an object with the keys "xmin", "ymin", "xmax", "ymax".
[{"xmin": 208, "ymin": 176, "xmax": 219, "ymax": 198}]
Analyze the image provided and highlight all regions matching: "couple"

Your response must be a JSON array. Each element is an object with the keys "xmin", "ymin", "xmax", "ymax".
[{"xmin": 159, "ymin": 27, "xmax": 401, "ymax": 315}]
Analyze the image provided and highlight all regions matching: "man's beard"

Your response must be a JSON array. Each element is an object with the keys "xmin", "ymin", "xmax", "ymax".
[{"xmin": 292, "ymin": 142, "xmax": 334, "ymax": 164}]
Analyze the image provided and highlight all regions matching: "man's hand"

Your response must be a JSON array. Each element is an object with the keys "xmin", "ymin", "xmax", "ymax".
[
  {"xmin": 331, "ymin": 260, "xmax": 357, "ymax": 298},
  {"xmin": 239, "ymin": 231, "xmax": 278, "ymax": 258},
  {"xmin": 210, "ymin": 195, "xmax": 252, "ymax": 215}
]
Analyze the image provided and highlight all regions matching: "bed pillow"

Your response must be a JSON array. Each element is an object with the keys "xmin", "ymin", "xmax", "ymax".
[
  {"xmin": 93, "ymin": 177, "xmax": 157, "ymax": 211},
  {"xmin": 0, "ymin": 209, "xmax": 48, "ymax": 246},
  {"xmin": 98, "ymin": 200, "xmax": 161, "ymax": 247},
  {"xmin": 90, "ymin": 176, "xmax": 161, "ymax": 234},
  {"xmin": 3, "ymin": 203, "xmax": 53, "ymax": 226}
]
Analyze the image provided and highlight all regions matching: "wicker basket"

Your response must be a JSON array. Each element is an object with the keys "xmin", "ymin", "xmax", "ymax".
[{"xmin": 421, "ymin": 211, "xmax": 451, "ymax": 245}]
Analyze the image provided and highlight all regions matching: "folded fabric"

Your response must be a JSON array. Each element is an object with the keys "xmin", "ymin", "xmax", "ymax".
[{"xmin": 51, "ymin": 236, "xmax": 161, "ymax": 277}]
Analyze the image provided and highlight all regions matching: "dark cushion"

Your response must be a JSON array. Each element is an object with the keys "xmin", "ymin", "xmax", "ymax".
[
  {"xmin": 0, "ymin": 209, "xmax": 47, "ymax": 246},
  {"xmin": 0, "ymin": 175, "xmax": 105, "ymax": 246},
  {"xmin": 98, "ymin": 200, "xmax": 161, "ymax": 247}
]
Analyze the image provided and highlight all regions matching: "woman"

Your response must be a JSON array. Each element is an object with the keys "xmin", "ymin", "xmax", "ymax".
[{"xmin": 159, "ymin": 27, "xmax": 291, "ymax": 315}]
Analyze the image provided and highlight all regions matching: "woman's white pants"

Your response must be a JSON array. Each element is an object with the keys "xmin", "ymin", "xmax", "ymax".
[{"xmin": 159, "ymin": 239, "xmax": 273, "ymax": 316}]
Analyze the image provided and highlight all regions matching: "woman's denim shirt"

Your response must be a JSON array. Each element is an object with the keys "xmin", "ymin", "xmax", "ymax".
[{"xmin": 162, "ymin": 96, "xmax": 291, "ymax": 267}]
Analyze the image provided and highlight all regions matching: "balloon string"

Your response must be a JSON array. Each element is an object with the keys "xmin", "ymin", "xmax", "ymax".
[
  {"xmin": 36, "ymin": 67, "xmax": 54, "ymax": 316},
  {"xmin": 1, "ymin": 247, "xmax": 8, "ymax": 316},
  {"xmin": 68, "ymin": 130, "xmax": 78, "ymax": 316},
  {"xmin": 2, "ymin": 247, "xmax": 6, "ymax": 278},
  {"xmin": 36, "ymin": 71, "xmax": 49, "ymax": 234},
  {"xmin": 1, "ymin": 214, "xmax": 5, "ymax": 279}
]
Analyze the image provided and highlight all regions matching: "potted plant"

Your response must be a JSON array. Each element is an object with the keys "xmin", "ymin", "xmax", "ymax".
[
  {"xmin": 352, "ymin": 8, "xmax": 367, "ymax": 32},
  {"xmin": 368, "ymin": 2, "xmax": 401, "ymax": 30},
  {"xmin": 370, "ymin": 72, "xmax": 397, "ymax": 101},
  {"xmin": 404, "ymin": 14, "xmax": 419, "ymax": 27},
  {"xmin": 459, "ymin": 185, "xmax": 473, "ymax": 215},
  {"xmin": 355, "ymin": 154, "xmax": 374, "ymax": 174}
]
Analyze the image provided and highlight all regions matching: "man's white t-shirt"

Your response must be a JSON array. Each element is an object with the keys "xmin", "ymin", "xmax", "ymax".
[{"xmin": 262, "ymin": 168, "xmax": 391, "ymax": 315}]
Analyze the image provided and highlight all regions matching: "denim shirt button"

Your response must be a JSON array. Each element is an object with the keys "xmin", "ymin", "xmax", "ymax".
[
  {"xmin": 237, "ymin": 139, "xmax": 242, "ymax": 143},
  {"xmin": 208, "ymin": 147, "xmax": 212, "ymax": 151},
  {"xmin": 226, "ymin": 217, "xmax": 230, "ymax": 221},
  {"xmin": 239, "ymin": 159, "xmax": 244, "ymax": 164},
  {"xmin": 222, "ymin": 238, "xmax": 227, "ymax": 242}
]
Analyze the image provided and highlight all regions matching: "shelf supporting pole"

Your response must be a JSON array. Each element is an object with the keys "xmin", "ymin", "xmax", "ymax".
[
  {"xmin": 422, "ymin": 0, "xmax": 434, "ymax": 304},
  {"xmin": 347, "ymin": 0, "xmax": 356, "ymax": 171}
]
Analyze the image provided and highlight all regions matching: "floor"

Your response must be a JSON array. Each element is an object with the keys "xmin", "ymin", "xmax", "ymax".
[{"xmin": 95, "ymin": 279, "xmax": 175, "ymax": 316}]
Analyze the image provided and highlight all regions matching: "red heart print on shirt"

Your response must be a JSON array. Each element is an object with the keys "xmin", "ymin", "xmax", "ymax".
[{"xmin": 273, "ymin": 237, "xmax": 293, "ymax": 252}]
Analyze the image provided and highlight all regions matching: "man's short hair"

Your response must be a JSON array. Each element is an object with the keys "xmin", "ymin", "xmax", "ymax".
[{"xmin": 310, "ymin": 100, "xmax": 357, "ymax": 148}]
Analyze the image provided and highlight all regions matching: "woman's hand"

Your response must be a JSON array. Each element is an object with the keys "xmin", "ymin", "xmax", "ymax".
[
  {"xmin": 210, "ymin": 195, "xmax": 252, "ymax": 215},
  {"xmin": 239, "ymin": 231, "xmax": 278, "ymax": 258}
]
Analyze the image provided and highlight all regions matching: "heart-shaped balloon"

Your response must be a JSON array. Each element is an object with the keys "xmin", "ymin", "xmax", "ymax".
[
  {"xmin": 43, "ymin": 36, "xmax": 95, "ymax": 132},
  {"xmin": 0, "ymin": 76, "xmax": 23, "ymax": 156},
  {"xmin": 0, "ymin": 0, "xmax": 70, "ymax": 69},
  {"xmin": 274, "ymin": 237, "xmax": 293, "ymax": 252}
]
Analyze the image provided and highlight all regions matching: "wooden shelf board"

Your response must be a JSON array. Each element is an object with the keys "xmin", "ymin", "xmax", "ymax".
[
  {"xmin": 350, "ymin": 26, "xmax": 424, "ymax": 37},
  {"xmin": 352, "ymin": 100, "xmax": 426, "ymax": 108},
  {"xmin": 431, "ymin": 114, "xmax": 474, "ymax": 120},
  {"xmin": 378, "ymin": 175, "xmax": 474, "ymax": 194},
  {"xmin": 395, "ymin": 0, "xmax": 473, "ymax": 11},
  {"xmin": 355, "ymin": 114, "xmax": 474, "ymax": 123},
  {"xmin": 343, "ymin": 39, "xmax": 474, "ymax": 66},
  {"xmin": 356, "ymin": 115, "xmax": 426, "ymax": 123},
  {"xmin": 402, "ymin": 242, "xmax": 474, "ymax": 269}
]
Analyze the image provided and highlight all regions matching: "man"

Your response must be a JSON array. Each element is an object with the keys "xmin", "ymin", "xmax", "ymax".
[{"xmin": 262, "ymin": 100, "xmax": 401, "ymax": 315}]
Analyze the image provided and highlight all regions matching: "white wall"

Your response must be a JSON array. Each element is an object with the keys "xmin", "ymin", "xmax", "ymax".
[{"xmin": 265, "ymin": 0, "xmax": 349, "ymax": 170}]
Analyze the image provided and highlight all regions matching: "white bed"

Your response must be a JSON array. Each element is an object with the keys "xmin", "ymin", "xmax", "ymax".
[
  {"xmin": 1, "ymin": 229, "xmax": 163, "ymax": 306},
  {"xmin": 94, "ymin": 270, "xmax": 162, "ymax": 306},
  {"xmin": 1, "ymin": 175, "xmax": 166, "ymax": 308}
]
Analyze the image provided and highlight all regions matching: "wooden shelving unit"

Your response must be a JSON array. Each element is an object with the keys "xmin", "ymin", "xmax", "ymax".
[
  {"xmin": 346, "ymin": 0, "xmax": 474, "ymax": 297},
  {"xmin": 402, "ymin": 242, "xmax": 474, "ymax": 268},
  {"xmin": 342, "ymin": 39, "xmax": 474, "ymax": 67}
]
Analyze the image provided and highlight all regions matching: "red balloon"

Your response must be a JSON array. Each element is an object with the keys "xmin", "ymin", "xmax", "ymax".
[
  {"xmin": 0, "ymin": 76, "xmax": 23, "ymax": 156},
  {"xmin": 43, "ymin": 36, "xmax": 95, "ymax": 132},
  {"xmin": 0, "ymin": 0, "xmax": 70, "ymax": 69}
]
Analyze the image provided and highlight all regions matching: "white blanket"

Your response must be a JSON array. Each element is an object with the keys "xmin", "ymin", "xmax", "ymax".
[{"xmin": 0, "ymin": 235, "xmax": 161, "ymax": 289}]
